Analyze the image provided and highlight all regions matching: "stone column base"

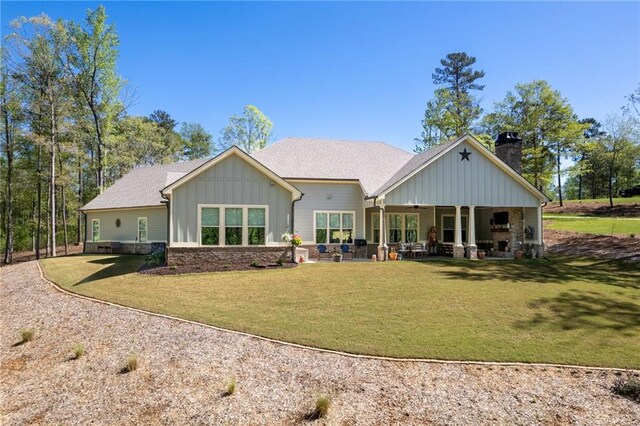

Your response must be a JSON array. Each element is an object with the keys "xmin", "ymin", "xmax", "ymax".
[
  {"xmin": 377, "ymin": 246, "xmax": 388, "ymax": 261},
  {"xmin": 453, "ymin": 245, "xmax": 465, "ymax": 259},
  {"xmin": 531, "ymin": 243, "xmax": 545, "ymax": 259},
  {"xmin": 467, "ymin": 244, "xmax": 478, "ymax": 260}
]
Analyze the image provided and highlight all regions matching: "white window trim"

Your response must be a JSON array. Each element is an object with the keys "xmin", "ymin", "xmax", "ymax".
[
  {"xmin": 197, "ymin": 204, "xmax": 269, "ymax": 247},
  {"xmin": 137, "ymin": 217, "xmax": 148, "ymax": 243},
  {"xmin": 371, "ymin": 212, "xmax": 420, "ymax": 244},
  {"xmin": 313, "ymin": 210, "xmax": 356, "ymax": 244},
  {"xmin": 91, "ymin": 219, "xmax": 100, "ymax": 242},
  {"xmin": 441, "ymin": 214, "xmax": 468, "ymax": 244}
]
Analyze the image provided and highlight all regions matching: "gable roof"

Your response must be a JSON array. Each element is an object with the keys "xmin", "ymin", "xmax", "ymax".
[
  {"xmin": 161, "ymin": 145, "xmax": 302, "ymax": 199},
  {"xmin": 251, "ymin": 137, "xmax": 414, "ymax": 195},
  {"xmin": 81, "ymin": 158, "xmax": 209, "ymax": 211},
  {"xmin": 371, "ymin": 134, "xmax": 549, "ymax": 202}
]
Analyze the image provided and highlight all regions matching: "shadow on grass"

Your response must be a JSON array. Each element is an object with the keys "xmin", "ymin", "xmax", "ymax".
[
  {"xmin": 426, "ymin": 258, "xmax": 640, "ymax": 289},
  {"xmin": 515, "ymin": 289, "xmax": 640, "ymax": 335},
  {"xmin": 73, "ymin": 255, "xmax": 145, "ymax": 286}
]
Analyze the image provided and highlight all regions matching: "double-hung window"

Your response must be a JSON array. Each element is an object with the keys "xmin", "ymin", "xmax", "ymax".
[
  {"xmin": 92, "ymin": 219, "xmax": 100, "ymax": 242},
  {"xmin": 315, "ymin": 211, "xmax": 354, "ymax": 244},
  {"xmin": 199, "ymin": 205, "xmax": 267, "ymax": 246},
  {"xmin": 137, "ymin": 217, "xmax": 148, "ymax": 243}
]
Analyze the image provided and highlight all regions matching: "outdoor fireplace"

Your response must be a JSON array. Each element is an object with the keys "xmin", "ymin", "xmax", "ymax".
[{"xmin": 498, "ymin": 240, "xmax": 508, "ymax": 252}]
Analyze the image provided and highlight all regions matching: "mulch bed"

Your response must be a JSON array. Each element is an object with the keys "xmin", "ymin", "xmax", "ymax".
[
  {"xmin": 139, "ymin": 262, "xmax": 297, "ymax": 275},
  {"xmin": 544, "ymin": 201, "xmax": 640, "ymax": 217},
  {"xmin": 1, "ymin": 244, "xmax": 84, "ymax": 267},
  {"xmin": 544, "ymin": 228, "xmax": 640, "ymax": 262}
]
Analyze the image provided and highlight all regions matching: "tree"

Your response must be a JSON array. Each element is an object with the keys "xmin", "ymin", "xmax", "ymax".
[
  {"xmin": 179, "ymin": 122, "xmax": 212, "ymax": 160},
  {"xmin": 600, "ymin": 114, "xmax": 639, "ymax": 207},
  {"xmin": 482, "ymin": 80, "xmax": 585, "ymax": 196},
  {"xmin": 66, "ymin": 5, "xmax": 124, "ymax": 193},
  {"xmin": 415, "ymin": 52, "xmax": 485, "ymax": 151},
  {"xmin": 219, "ymin": 105, "xmax": 272, "ymax": 153},
  {"xmin": 149, "ymin": 110, "xmax": 177, "ymax": 135}
]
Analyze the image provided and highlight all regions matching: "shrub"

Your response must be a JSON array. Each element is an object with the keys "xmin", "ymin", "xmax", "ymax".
[
  {"xmin": 276, "ymin": 258, "xmax": 284, "ymax": 266},
  {"xmin": 124, "ymin": 354, "xmax": 138, "ymax": 373},
  {"xmin": 146, "ymin": 249, "xmax": 165, "ymax": 267},
  {"xmin": 630, "ymin": 233, "xmax": 636, "ymax": 238},
  {"xmin": 612, "ymin": 375, "xmax": 640, "ymax": 402},
  {"xmin": 313, "ymin": 394, "xmax": 331, "ymax": 419},
  {"xmin": 250, "ymin": 259, "xmax": 260, "ymax": 268},
  {"xmin": 224, "ymin": 375, "xmax": 237, "ymax": 396},
  {"xmin": 72, "ymin": 343, "xmax": 85, "ymax": 359},
  {"xmin": 20, "ymin": 329, "xmax": 34, "ymax": 343}
]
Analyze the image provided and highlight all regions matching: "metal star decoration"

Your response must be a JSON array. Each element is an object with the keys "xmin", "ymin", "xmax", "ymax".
[{"xmin": 459, "ymin": 148, "xmax": 471, "ymax": 161}]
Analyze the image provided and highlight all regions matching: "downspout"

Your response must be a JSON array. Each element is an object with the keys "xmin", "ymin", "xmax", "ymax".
[
  {"xmin": 82, "ymin": 211, "xmax": 87, "ymax": 254},
  {"xmin": 161, "ymin": 192, "xmax": 170, "ymax": 266},
  {"xmin": 290, "ymin": 193, "xmax": 304, "ymax": 263}
]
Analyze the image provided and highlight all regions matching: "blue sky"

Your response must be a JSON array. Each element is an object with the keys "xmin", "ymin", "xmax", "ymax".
[{"xmin": 2, "ymin": 1, "xmax": 639, "ymax": 153}]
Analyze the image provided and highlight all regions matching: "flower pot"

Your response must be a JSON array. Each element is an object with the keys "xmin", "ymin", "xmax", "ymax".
[
  {"xmin": 389, "ymin": 252, "xmax": 398, "ymax": 261},
  {"xmin": 332, "ymin": 254, "xmax": 343, "ymax": 262},
  {"xmin": 514, "ymin": 250, "xmax": 524, "ymax": 260},
  {"xmin": 477, "ymin": 250, "xmax": 486, "ymax": 260}
]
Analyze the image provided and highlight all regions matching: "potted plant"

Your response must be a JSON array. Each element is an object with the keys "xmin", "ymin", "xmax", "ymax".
[
  {"xmin": 514, "ymin": 241, "xmax": 524, "ymax": 260},
  {"xmin": 388, "ymin": 246, "xmax": 398, "ymax": 261},
  {"xmin": 332, "ymin": 247, "xmax": 343, "ymax": 262},
  {"xmin": 477, "ymin": 250, "xmax": 486, "ymax": 260}
]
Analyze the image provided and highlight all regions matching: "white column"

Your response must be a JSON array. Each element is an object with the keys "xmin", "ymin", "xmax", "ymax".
[
  {"xmin": 378, "ymin": 208, "xmax": 385, "ymax": 248},
  {"xmin": 454, "ymin": 205, "xmax": 462, "ymax": 247},
  {"xmin": 468, "ymin": 206, "xmax": 476, "ymax": 247},
  {"xmin": 536, "ymin": 205, "xmax": 543, "ymax": 244}
]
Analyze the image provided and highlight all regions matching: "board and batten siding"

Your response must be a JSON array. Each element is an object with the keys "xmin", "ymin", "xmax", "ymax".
[
  {"xmin": 171, "ymin": 153, "xmax": 293, "ymax": 245},
  {"xmin": 86, "ymin": 207, "xmax": 167, "ymax": 242},
  {"xmin": 384, "ymin": 141, "xmax": 541, "ymax": 207},
  {"xmin": 292, "ymin": 182, "xmax": 365, "ymax": 243}
]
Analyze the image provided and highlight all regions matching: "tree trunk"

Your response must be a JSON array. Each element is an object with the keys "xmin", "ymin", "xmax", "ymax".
[
  {"xmin": 90, "ymin": 107, "xmax": 105, "ymax": 193},
  {"xmin": 2, "ymin": 103, "xmax": 13, "ymax": 264},
  {"xmin": 50, "ymin": 104, "xmax": 56, "ymax": 257},
  {"xmin": 57, "ymin": 150, "xmax": 68, "ymax": 256},
  {"xmin": 36, "ymin": 144, "xmax": 42, "ymax": 259},
  {"xmin": 556, "ymin": 140, "xmax": 563, "ymax": 206},
  {"xmin": 77, "ymin": 157, "xmax": 83, "ymax": 245}
]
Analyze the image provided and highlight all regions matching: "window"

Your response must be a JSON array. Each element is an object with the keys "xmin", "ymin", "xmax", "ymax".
[
  {"xmin": 92, "ymin": 219, "xmax": 100, "ymax": 242},
  {"xmin": 315, "ymin": 211, "xmax": 354, "ymax": 244},
  {"xmin": 201, "ymin": 207, "xmax": 220, "ymax": 245},
  {"xmin": 199, "ymin": 205, "xmax": 268, "ymax": 246},
  {"xmin": 137, "ymin": 217, "xmax": 147, "ymax": 243},
  {"xmin": 248, "ymin": 208, "xmax": 266, "ymax": 245},
  {"xmin": 372, "ymin": 213, "xmax": 419, "ymax": 244},
  {"xmin": 442, "ymin": 214, "xmax": 467, "ymax": 243},
  {"xmin": 225, "ymin": 208, "xmax": 243, "ymax": 245}
]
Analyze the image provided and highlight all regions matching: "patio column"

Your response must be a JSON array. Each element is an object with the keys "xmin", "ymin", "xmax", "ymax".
[
  {"xmin": 535, "ymin": 204, "xmax": 545, "ymax": 258},
  {"xmin": 377, "ymin": 207, "xmax": 388, "ymax": 261},
  {"xmin": 467, "ymin": 206, "xmax": 477, "ymax": 260},
  {"xmin": 453, "ymin": 205, "xmax": 464, "ymax": 259}
]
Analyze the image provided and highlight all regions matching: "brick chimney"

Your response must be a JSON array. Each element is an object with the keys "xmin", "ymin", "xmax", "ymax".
[{"xmin": 495, "ymin": 132, "xmax": 522, "ymax": 174}]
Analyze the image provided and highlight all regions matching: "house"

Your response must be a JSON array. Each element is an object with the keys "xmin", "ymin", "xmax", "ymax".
[{"xmin": 81, "ymin": 133, "xmax": 549, "ymax": 264}]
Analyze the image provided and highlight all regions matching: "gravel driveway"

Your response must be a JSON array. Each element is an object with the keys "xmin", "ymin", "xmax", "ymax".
[{"xmin": 1, "ymin": 261, "xmax": 638, "ymax": 425}]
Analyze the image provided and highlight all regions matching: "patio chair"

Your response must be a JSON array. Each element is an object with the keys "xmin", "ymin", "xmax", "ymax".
[
  {"xmin": 317, "ymin": 244, "xmax": 330, "ymax": 260},
  {"xmin": 411, "ymin": 242, "xmax": 425, "ymax": 258},
  {"xmin": 397, "ymin": 243, "xmax": 410, "ymax": 260},
  {"xmin": 340, "ymin": 244, "xmax": 354, "ymax": 259}
]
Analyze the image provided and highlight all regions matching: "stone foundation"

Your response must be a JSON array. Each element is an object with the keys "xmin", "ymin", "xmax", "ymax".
[
  {"xmin": 167, "ymin": 246, "xmax": 292, "ymax": 267},
  {"xmin": 453, "ymin": 245, "xmax": 465, "ymax": 259},
  {"xmin": 466, "ymin": 244, "xmax": 478, "ymax": 260},
  {"xmin": 84, "ymin": 242, "xmax": 161, "ymax": 255},
  {"xmin": 300, "ymin": 244, "xmax": 378, "ymax": 260}
]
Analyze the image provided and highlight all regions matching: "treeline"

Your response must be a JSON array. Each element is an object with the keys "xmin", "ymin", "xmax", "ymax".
[
  {"xmin": 415, "ymin": 52, "xmax": 640, "ymax": 206},
  {"xmin": 0, "ymin": 7, "xmax": 220, "ymax": 262}
]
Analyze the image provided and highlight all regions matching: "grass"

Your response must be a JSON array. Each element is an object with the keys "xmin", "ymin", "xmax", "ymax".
[
  {"xmin": 40, "ymin": 254, "xmax": 640, "ymax": 369},
  {"xmin": 72, "ymin": 343, "xmax": 85, "ymax": 359},
  {"xmin": 224, "ymin": 375, "xmax": 237, "ymax": 396},
  {"xmin": 551, "ymin": 196, "xmax": 640, "ymax": 205},
  {"xmin": 544, "ymin": 216, "xmax": 639, "ymax": 236},
  {"xmin": 123, "ymin": 354, "xmax": 138, "ymax": 373},
  {"xmin": 20, "ymin": 329, "xmax": 34, "ymax": 343},
  {"xmin": 312, "ymin": 395, "xmax": 331, "ymax": 419}
]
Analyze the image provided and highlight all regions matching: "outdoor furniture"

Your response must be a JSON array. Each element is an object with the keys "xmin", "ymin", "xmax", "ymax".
[
  {"xmin": 441, "ymin": 243, "xmax": 454, "ymax": 257},
  {"xmin": 397, "ymin": 243, "xmax": 410, "ymax": 260},
  {"xmin": 317, "ymin": 244, "xmax": 330, "ymax": 260},
  {"xmin": 97, "ymin": 242, "xmax": 121, "ymax": 254},
  {"xmin": 340, "ymin": 244, "xmax": 353, "ymax": 259},
  {"xmin": 411, "ymin": 242, "xmax": 425, "ymax": 258}
]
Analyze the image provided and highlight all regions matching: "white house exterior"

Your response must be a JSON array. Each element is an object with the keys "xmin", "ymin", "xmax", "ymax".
[{"xmin": 81, "ymin": 134, "xmax": 549, "ymax": 264}]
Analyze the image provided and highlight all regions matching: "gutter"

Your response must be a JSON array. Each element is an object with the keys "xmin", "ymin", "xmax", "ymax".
[
  {"xmin": 83, "ymin": 212, "xmax": 87, "ymax": 254},
  {"xmin": 290, "ymin": 193, "xmax": 305, "ymax": 264},
  {"xmin": 161, "ymin": 192, "xmax": 170, "ymax": 266}
]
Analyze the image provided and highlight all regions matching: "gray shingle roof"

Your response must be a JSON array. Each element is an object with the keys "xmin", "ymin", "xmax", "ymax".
[
  {"xmin": 81, "ymin": 158, "xmax": 209, "ymax": 211},
  {"xmin": 251, "ymin": 137, "xmax": 414, "ymax": 195}
]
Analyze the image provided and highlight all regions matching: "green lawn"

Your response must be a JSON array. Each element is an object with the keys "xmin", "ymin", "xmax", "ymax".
[
  {"xmin": 40, "ymin": 255, "xmax": 640, "ymax": 369},
  {"xmin": 544, "ymin": 216, "xmax": 639, "ymax": 236}
]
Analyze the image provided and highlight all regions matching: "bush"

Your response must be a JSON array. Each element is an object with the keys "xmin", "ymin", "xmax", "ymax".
[
  {"xmin": 313, "ymin": 394, "xmax": 331, "ymax": 419},
  {"xmin": 146, "ymin": 247, "xmax": 165, "ymax": 267},
  {"xmin": 224, "ymin": 375, "xmax": 237, "ymax": 396},
  {"xmin": 72, "ymin": 343, "xmax": 85, "ymax": 359},
  {"xmin": 20, "ymin": 329, "xmax": 34, "ymax": 343},
  {"xmin": 250, "ymin": 259, "xmax": 260, "ymax": 268},
  {"xmin": 123, "ymin": 354, "xmax": 138, "ymax": 373},
  {"xmin": 276, "ymin": 258, "xmax": 284, "ymax": 266},
  {"xmin": 612, "ymin": 375, "xmax": 640, "ymax": 402},
  {"xmin": 630, "ymin": 233, "xmax": 636, "ymax": 238}
]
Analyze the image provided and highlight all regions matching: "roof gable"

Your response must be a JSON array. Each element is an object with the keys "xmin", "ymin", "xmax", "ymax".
[{"xmin": 161, "ymin": 146, "xmax": 301, "ymax": 199}]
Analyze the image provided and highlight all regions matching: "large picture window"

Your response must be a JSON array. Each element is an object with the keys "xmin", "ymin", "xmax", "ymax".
[
  {"xmin": 137, "ymin": 217, "xmax": 148, "ymax": 243},
  {"xmin": 372, "ymin": 213, "xmax": 419, "ymax": 244},
  {"xmin": 442, "ymin": 214, "xmax": 467, "ymax": 243},
  {"xmin": 315, "ymin": 211, "xmax": 354, "ymax": 244},
  {"xmin": 199, "ymin": 205, "xmax": 267, "ymax": 246},
  {"xmin": 92, "ymin": 219, "xmax": 100, "ymax": 242}
]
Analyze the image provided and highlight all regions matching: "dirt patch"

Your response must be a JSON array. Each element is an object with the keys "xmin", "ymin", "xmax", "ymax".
[
  {"xmin": 545, "ymin": 200, "xmax": 640, "ymax": 217},
  {"xmin": 139, "ymin": 262, "xmax": 297, "ymax": 275},
  {"xmin": 545, "ymin": 229, "xmax": 640, "ymax": 262}
]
